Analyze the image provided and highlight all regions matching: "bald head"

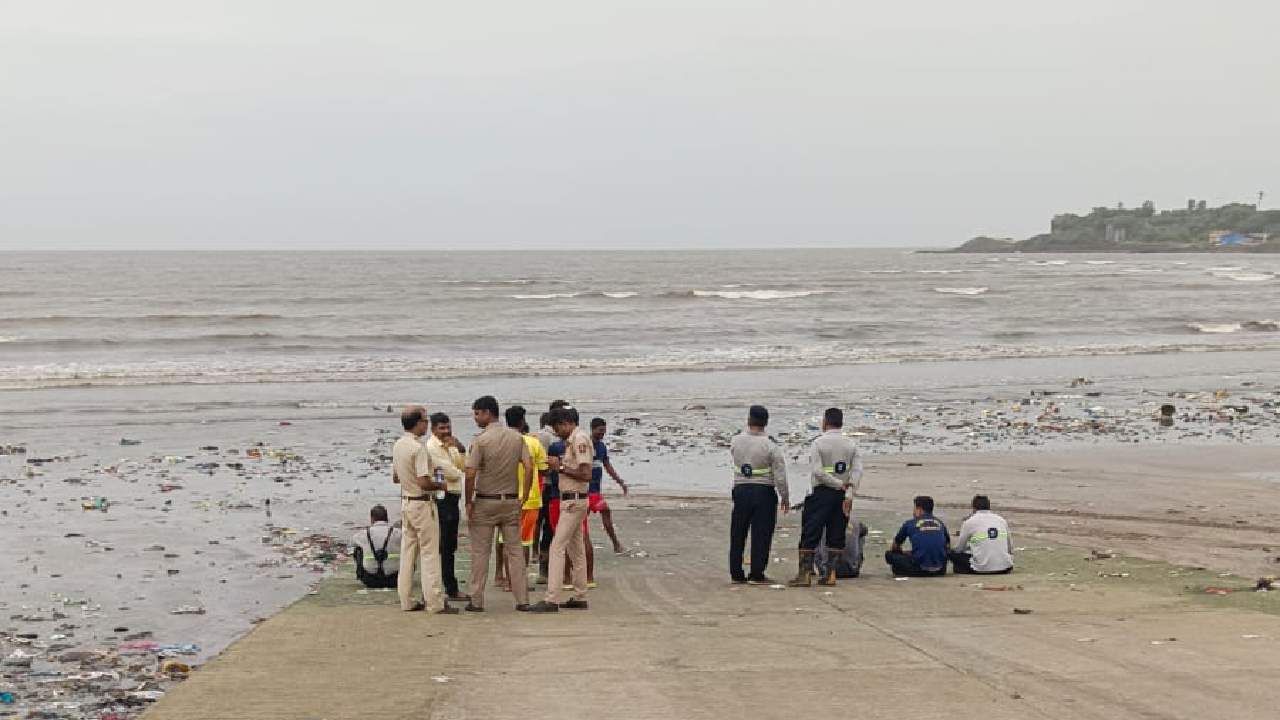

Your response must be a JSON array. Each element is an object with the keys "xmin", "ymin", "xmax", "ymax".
[{"xmin": 401, "ymin": 405, "xmax": 428, "ymax": 435}]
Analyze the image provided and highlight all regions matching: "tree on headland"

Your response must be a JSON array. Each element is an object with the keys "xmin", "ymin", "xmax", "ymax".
[{"xmin": 954, "ymin": 200, "xmax": 1280, "ymax": 253}]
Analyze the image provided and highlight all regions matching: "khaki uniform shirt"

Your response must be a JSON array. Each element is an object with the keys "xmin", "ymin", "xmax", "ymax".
[
  {"xmin": 730, "ymin": 430, "xmax": 788, "ymax": 505},
  {"xmin": 465, "ymin": 423, "xmax": 530, "ymax": 496},
  {"xmin": 558, "ymin": 426, "xmax": 594, "ymax": 495},
  {"xmin": 392, "ymin": 432, "xmax": 433, "ymax": 497},
  {"xmin": 425, "ymin": 435, "xmax": 466, "ymax": 494},
  {"xmin": 810, "ymin": 430, "xmax": 864, "ymax": 498}
]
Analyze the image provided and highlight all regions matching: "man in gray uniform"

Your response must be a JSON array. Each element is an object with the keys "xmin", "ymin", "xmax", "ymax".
[
  {"xmin": 789, "ymin": 408, "xmax": 863, "ymax": 587},
  {"xmin": 729, "ymin": 405, "xmax": 789, "ymax": 585}
]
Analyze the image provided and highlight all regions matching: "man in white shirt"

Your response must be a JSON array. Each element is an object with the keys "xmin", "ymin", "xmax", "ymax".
[
  {"xmin": 950, "ymin": 495, "xmax": 1013, "ymax": 575},
  {"xmin": 351, "ymin": 504, "xmax": 401, "ymax": 589}
]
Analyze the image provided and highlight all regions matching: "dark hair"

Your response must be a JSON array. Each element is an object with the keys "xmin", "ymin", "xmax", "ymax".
[
  {"xmin": 548, "ymin": 407, "xmax": 575, "ymax": 426},
  {"xmin": 823, "ymin": 407, "xmax": 843, "ymax": 428},
  {"xmin": 520, "ymin": 422, "xmax": 530, "ymax": 434},
  {"xmin": 505, "ymin": 405, "xmax": 527, "ymax": 428},
  {"xmin": 549, "ymin": 399, "xmax": 570, "ymax": 410},
  {"xmin": 429, "ymin": 412, "xmax": 450, "ymax": 428},
  {"xmin": 401, "ymin": 407, "xmax": 425, "ymax": 431},
  {"xmin": 590, "ymin": 417, "xmax": 606, "ymax": 429},
  {"xmin": 972, "ymin": 495, "xmax": 991, "ymax": 511},
  {"xmin": 370, "ymin": 504, "xmax": 389, "ymax": 523},
  {"xmin": 539, "ymin": 412, "xmax": 551, "ymax": 428},
  {"xmin": 914, "ymin": 495, "xmax": 935, "ymax": 514},
  {"xmin": 748, "ymin": 405, "xmax": 769, "ymax": 427},
  {"xmin": 472, "ymin": 395, "xmax": 500, "ymax": 416}
]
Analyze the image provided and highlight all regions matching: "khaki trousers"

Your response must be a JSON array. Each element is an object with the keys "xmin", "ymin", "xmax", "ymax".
[
  {"xmin": 468, "ymin": 498, "xmax": 528, "ymax": 608},
  {"xmin": 398, "ymin": 498, "xmax": 444, "ymax": 612},
  {"xmin": 546, "ymin": 498, "xmax": 589, "ymax": 604}
]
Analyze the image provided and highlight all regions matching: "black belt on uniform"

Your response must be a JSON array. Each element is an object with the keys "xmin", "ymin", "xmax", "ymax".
[
  {"xmin": 402, "ymin": 495, "xmax": 432, "ymax": 501},
  {"xmin": 560, "ymin": 492, "xmax": 589, "ymax": 500},
  {"xmin": 475, "ymin": 493, "xmax": 519, "ymax": 500}
]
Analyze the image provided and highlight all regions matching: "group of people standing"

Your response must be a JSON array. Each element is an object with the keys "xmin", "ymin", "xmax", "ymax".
[
  {"xmin": 727, "ymin": 404, "xmax": 1014, "ymax": 586},
  {"xmin": 356, "ymin": 397, "xmax": 628, "ymax": 615},
  {"xmin": 356, "ymin": 398, "xmax": 1016, "ymax": 615}
]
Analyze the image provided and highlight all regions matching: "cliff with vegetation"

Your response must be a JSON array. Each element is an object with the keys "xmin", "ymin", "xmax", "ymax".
[{"xmin": 953, "ymin": 200, "xmax": 1280, "ymax": 253}]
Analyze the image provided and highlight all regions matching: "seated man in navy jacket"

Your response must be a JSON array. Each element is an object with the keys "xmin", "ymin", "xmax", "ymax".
[{"xmin": 885, "ymin": 495, "xmax": 950, "ymax": 577}]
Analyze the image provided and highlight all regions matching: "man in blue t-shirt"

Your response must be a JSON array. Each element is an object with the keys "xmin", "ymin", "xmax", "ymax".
[
  {"xmin": 536, "ymin": 436, "xmax": 564, "ymax": 585},
  {"xmin": 885, "ymin": 495, "xmax": 950, "ymax": 577}
]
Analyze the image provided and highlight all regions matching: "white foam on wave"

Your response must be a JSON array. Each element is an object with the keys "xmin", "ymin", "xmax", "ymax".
[
  {"xmin": 602, "ymin": 292, "xmax": 638, "ymax": 299},
  {"xmin": 917, "ymin": 269, "xmax": 967, "ymax": 274},
  {"xmin": 1188, "ymin": 323, "xmax": 1243, "ymax": 334},
  {"xmin": 1085, "ymin": 260, "xmax": 1116, "ymax": 265},
  {"xmin": 509, "ymin": 292, "xmax": 579, "ymax": 300},
  {"xmin": 1223, "ymin": 273, "xmax": 1274, "ymax": 283},
  {"xmin": 692, "ymin": 289, "xmax": 832, "ymax": 300},
  {"xmin": 933, "ymin": 287, "xmax": 989, "ymax": 296},
  {"xmin": 1188, "ymin": 320, "xmax": 1280, "ymax": 334}
]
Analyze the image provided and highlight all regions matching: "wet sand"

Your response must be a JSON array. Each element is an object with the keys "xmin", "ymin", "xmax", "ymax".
[{"xmin": 3, "ymin": 361, "xmax": 1279, "ymax": 717}]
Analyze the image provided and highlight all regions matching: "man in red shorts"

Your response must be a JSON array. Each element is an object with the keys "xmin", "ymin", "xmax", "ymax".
[{"xmin": 586, "ymin": 417, "xmax": 628, "ymax": 585}]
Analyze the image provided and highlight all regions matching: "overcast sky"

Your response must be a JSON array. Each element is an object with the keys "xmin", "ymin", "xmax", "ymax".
[{"xmin": 1, "ymin": 1, "xmax": 1277, "ymax": 250}]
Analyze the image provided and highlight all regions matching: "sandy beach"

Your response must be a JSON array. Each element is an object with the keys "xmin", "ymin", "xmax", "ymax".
[
  {"xmin": 4, "ymin": 408, "xmax": 1278, "ymax": 718},
  {"xmin": 138, "ymin": 449, "xmax": 1280, "ymax": 719}
]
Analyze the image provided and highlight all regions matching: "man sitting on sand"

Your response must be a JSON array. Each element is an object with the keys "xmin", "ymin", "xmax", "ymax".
[
  {"xmin": 885, "ymin": 495, "xmax": 950, "ymax": 577},
  {"xmin": 949, "ymin": 495, "xmax": 1013, "ymax": 575},
  {"xmin": 351, "ymin": 504, "xmax": 401, "ymax": 589}
]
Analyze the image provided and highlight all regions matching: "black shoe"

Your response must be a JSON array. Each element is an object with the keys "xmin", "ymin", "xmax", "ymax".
[
  {"xmin": 559, "ymin": 599, "xmax": 589, "ymax": 610},
  {"xmin": 446, "ymin": 592, "xmax": 471, "ymax": 602},
  {"xmin": 730, "ymin": 576, "xmax": 748, "ymax": 585},
  {"xmin": 747, "ymin": 575, "xmax": 774, "ymax": 586},
  {"xmin": 515, "ymin": 603, "xmax": 533, "ymax": 612},
  {"xmin": 434, "ymin": 605, "xmax": 460, "ymax": 615},
  {"xmin": 526, "ymin": 601, "xmax": 560, "ymax": 613},
  {"xmin": 404, "ymin": 602, "xmax": 426, "ymax": 612},
  {"xmin": 464, "ymin": 603, "xmax": 485, "ymax": 613}
]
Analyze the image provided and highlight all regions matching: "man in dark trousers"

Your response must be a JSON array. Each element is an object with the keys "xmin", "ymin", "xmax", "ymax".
[
  {"xmin": 789, "ymin": 408, "xmax": 862, "ymax": 587},
  {"xmin": 425, "ymin": 412, "xmax": 469, "ymax": 601},
  {"xmin": 728, "ymin": 405, "xmax": 789, "ymax": 585},
  {"xmin": 885, "ymin": 495, "xmax": 950, "ymax": 577}
]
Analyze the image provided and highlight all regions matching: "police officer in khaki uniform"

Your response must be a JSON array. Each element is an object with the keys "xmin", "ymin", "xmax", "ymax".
[
  {"xmin": 392, "ymin": 405, "xmax": 456, "ymax": 614},
  {"xmin": 789, "ymin": 408, "xmax": 863, "ymax": 587},
  {"xmin": 528, "ymin": 406, "xmax": 593, "ymax": 612},
  {"xmin": 729, "ymin": 405, "xmax": 789, "ymax": 585},
  {"xmin": 463, "ymin": 395, "xmax": 534, "ymax": 612}
]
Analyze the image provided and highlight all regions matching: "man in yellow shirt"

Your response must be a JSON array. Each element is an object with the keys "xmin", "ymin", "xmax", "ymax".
[
  {"xmin": 425, "ymin": 412, "xmax": 470, "ymax": 602},
  {"xmin": 494, "ymin": 405, "xmax": 545, "ymax": 592}
]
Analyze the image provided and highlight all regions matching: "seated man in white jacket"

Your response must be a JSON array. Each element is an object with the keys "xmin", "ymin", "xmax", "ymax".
[{"xmin": 949, "ymin": 495, "xmax": 1013, "ymax": 575}]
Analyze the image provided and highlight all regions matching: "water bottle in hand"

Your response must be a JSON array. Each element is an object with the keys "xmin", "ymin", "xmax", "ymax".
[{"xmin": 434, "ymin": 468, "xmax": 446, "ymax": 500}]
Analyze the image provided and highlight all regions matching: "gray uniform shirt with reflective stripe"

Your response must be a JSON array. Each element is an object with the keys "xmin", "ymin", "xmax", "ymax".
[
  {"xmin": 809, "ymin": 430, "xmax": 864, "ymax": 496},
  {"xmin": 730, "ymin": 430, "xmax": 788, "ymax": 505}
]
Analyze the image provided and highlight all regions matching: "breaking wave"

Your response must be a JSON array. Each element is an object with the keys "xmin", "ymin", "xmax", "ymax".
[
  {"xmin": 689, "ymin": 289, "xmax": 834, "ymax": 300},
  {"xmin": 1187, "ymin": 320, "xmax": 1280, "ymax": 334},
  {"xmin": 933, "ymin": 287, "xmax": 989, "ymax": 296},
  {"xmin": 7, "ymin": 340, "xmax": 1280, "ymax": 391}
]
